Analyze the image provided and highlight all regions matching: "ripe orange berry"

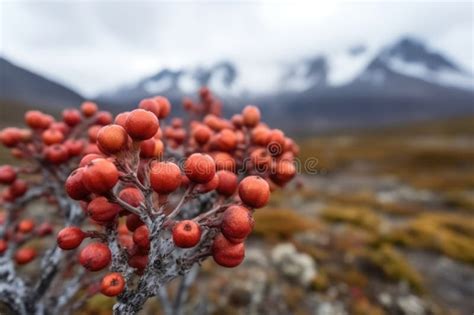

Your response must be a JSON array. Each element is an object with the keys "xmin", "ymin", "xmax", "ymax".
[
  {"xmin": 114, "ymin": 112, "xmax": 130, "ymax": 127},
  {"xmin": 216, "ymin": 170, "xmax": 238, "ymax": 196},
  {"xmin": 100, "ymin": 272, "xmax": 125, "ymax": 297},
  {"xmin": 250, "ymin": 148, "xmax": 272, "ymax": 170},
  {"xmin": 57, "ymin": 226, "xmax": 85, "ymax": 250},
  {"xmin": 17, "ymin": 219, "xmax": 35, "ymax": 234},
  {"xmin": 196, "ymin": 173, "xmax": 219, "ymax": 194},
  {"xmin": 9, "ymin": 179, "xmax": 28, "ymax": 198},
  {"xmin": 211, "ymin": 152, "xmax": 236, "ymax": 172},
  {"xmin": 212, "ymin": 233, "xmax": 245, "ymax": 268},
  {"xmin": 44, "ymin": 144, "xmax": 69, "ymax": 164},
  {"xmin": 125, "ymin": 213, "xmax": 144, "ymax": 232},
  {"xmin": 271, "ymin": 160, "xmax": 296, "ymax": 186},
  {"xmin": 42, "ymin": 128, "xmax": 64, "ymax": 145},
  {"xmin": 87, "ymin": 197, "xmax": 121, "ymax": 223},
  {"xmin": 79, "ymin": 242, "xmax": 111, "ymax": 271},
  {"xmin": 15, "ymin": 247, "xmax": 37, "ymax": 265},
  {"xmin": 97, "ymin": 124, "xmax": 128, "ymax": 154},
  {"xmin": 64, "ymin": 139, "xmax": 85, "ymax": 157},
  {"xmin": 139, "ymin": 138, "xmax": 156, "ymax": 158},
  {"xmin": 25, "ymin": 110, "xmax": 49, "ymax": 129},
  {"xmin": 242, "ymin": 105, "xmax": 260, "ymax": 128},
  {"xmin": 79, "ymin": 153, "xmax": 103, "ymax": 167},
  {"xmin": 36, "ymin": 222, "xmax": 53, "ymax": 237},
  {"xmin": 221, "ymin": 206, "xmax": 254, "ymax": 243},
  {"xmin": 82, "ymin": 159, "xmax": 119, "ymax": 195},
  {"xmin": 139, "ymin": 98, "xmax": 161, "ymax": 117},
  {"xmin": 184, "ymin": 153, "xmax": 216, "ymax": 184},
  {"xmin": 133, "ymin": 225, "xmax": 150, "ymax": 249},
  {"xmin": 267, "ymin": 129, "xmax": 286, "ymax": 156},
  {"xmin": 0, "ymin": 127, "xmax": 23, "ymax": 147},
  {"xmin": 81, "ymin": 101, "xmax": 98, "ymax": 117},
  {"xmin": 87, "ymin": 125, "xmax": 102, "ymax": 143},
  {"xmin": 215, "ymin": 129, "xmax": 237, "ymax": 152},
  {"xmin": 153, "ymin": 96, "xmax": 171, "ymax": 119},
  {"xmin": 238, "ymin": 176, "xmax": 270, "ymax": 208},
  {"xmin": 149, "ymin": 161, "xmax": 182, "ymax": 194},
  {"xmin": 62, "ymin": 109, "xmax": 82, "ymax": 126},
  {"xmin": 172, "ymin": 220, "xmax": 201, "ymax": 248},
  {"xmin": 96, "ymin": 111, "xmax": 113, "ymax": 125},
  {"xmin": 193, "ymin": 125, "xmax": 213, "ymax": 145},
  {"xmin": 251, "ymin": 126, "xmax": 270, "ymax": 146},
  {"xmin": 231, "ymin": 114, "xmax": 244, "ymax": 128},
  {"xmin": 0, "ymin": 165, "xmax": 16, "ymax": 184},
  {"xmin": 118, "ymin": 187, "xmax": 143, "ymax": 207},
  {"xmin": 125, "ymin": 109, "xmax": 159, "ymax": 140}
]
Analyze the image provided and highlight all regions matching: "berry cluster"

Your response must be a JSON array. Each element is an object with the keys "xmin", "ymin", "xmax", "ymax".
[
  {"xmin": 0, "ymin": 88, "xmax": 298, "ymax": 315},
  {"xmin": 0, "ymin": 102, "xmax": 115, "ymax": 314}
]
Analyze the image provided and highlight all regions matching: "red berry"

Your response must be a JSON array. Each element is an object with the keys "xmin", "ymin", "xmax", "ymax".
[
  {"xmin": 57, "ymin": 226, "xmax": 85, "ymax": 250},
  {"xmin": 81, "ymin": 102, "xmax": 98, "ymax": 117},
  {"xmin": 221, "ymin": 206, "xmax": 254, "ymax": 243},
  {"xmin": 42, "ymin": 128, "xmax": 64, "ymax": 145},
  {"xmin": 238, "ymin": 176, "xmax": 270, "ymax": 208},
  {"xmin": 65, "ymin": 167, "xmax": 90, "ymax": 200},
  {"xmin": 0, "ymin": 128, "xmax": 23, "ymax": 147},
  {"xmin": 62, "ymin": 109, "xmax": 82, "ymax": 126},
  {"xmin": 212, "ymin": 233, "xmax": 245, "ymax": 268},
  {"xmin": 212, "ymin": 152, "xmax": 236, "ymax": 172},
  {"xmin": 36, "ymin": 222, "xmax": 53, "ymax": 236},
  {"xmin": 87, "ymin": 197, "xmax": 121, "ymax": 223},
  {"xmin": 114, "ymin": 112, "xmax": 129, "ymax": 128},
  {"xmin": 267, "ymin": 129, "xmax": 286, "ymax": 156},
  {"xmin": 0, "ymin": 165, "xmax": 16, "ymax": 184},
  {"xmin": 271, "ymin": 160, "xmax": 296, "ymax": 186},
  {"xmin": 64, "ymin": 139, "xmax": 85, "ymax": 156},
  {"xmin": 79, "ymin": 242, "xmax": 111, "ymax": 271},
  {"xmin": 242, "ymin": 105, "xmax": 260, "ymax": 128},
  {"xmin": 97, "ymin": 124, "xmax": 128, "ymax": 154},
  {"xmin": 184, "ymin": 153, "xmax": 216, "ymax": 184},
  {"xmin": 133, "ymin": 225, "xmax": 150, "ymax": 249},
  {"xmin": 9, "ymin": 179, "xmax": 28, "ymax": 198},
  {"xmin": 139, "ymin": 98, "xmax": 161, "ymax": 117},
  {"xmin": 196, "ymin": 173, "xmax": 219, "ymax": 194},
  {"xmin": 126, "ymin": 213, "xmax": 144, "ymax": 232},
  {"xmin": 172, "ymin": 220, "xmax": 201, "ymax": 248},
  {"xmin": 216, "ymin": 170, "xmax": 238, "ymax": 197},
  {"xmin": 83, "ymin": 159, "xmax": 119, "ymax": 195},
  {"xmin": 44, "ymin": 144, "xmax": 69, "ymax": 164},
  {"xmin": 96, "ymin": 111, "xmax": 113, "ymax": 125},
  {"xmin": 79, "ymin": 153, "xmax": 103, "ymax": 167},
  {"xmin": 125, "ymin": 109, "xmax": 159, "ymax": 140},
  {"xmin": 215, "ymin": 129, "xmax": 237, "ymax": 152},
  {"xmin": 149, "ymin": 161, "xmax": 182, "ymax": 194},
  {"xmin": 100, "ymin": 272, "xmax": 125, "ymax": 297},
  {"xmin": 118, "ymin": 187, "xmax": 143, "ymax": 207},
  {"xmin": 153, "ymin": 96, "xmax": 171, "ymax": 119},
  {"xmin": 193, "ymin": 125, "xmax": 212, "ymax": 145},
  {"xmin": 15, "ymin": 247, "xmax": 37, "ymax": 265},
  {"xmin": 25, "ymin": 111, "xmax": 50, "ymax": 129},
  {"xmin": 88, "ymin": 125, "xmax": 102, "ymax": 143},
  {"xmin": 17, "ymin": 219, "xmax": 35, "ymax": 234}
]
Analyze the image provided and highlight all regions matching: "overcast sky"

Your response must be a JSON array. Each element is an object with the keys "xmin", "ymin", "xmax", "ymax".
[{"xmin": 1, "ymin": 0, "xmax": 472, "ymax": 97}]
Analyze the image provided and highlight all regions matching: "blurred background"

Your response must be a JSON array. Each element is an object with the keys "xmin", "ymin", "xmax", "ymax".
[{"xmin": 1, "ymin": 0, "xmax": 473, "ymax": 314}]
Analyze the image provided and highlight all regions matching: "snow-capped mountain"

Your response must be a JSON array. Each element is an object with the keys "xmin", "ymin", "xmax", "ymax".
[
  {"xmin": 98, "ymin": 37, "xmax": 473, "ymax": 108},
  {"xmin": 1, "ymin": 36, "xmax": 473, "ymax": 133}
]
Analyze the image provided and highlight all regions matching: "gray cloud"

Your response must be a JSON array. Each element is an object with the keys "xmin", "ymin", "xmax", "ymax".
[{"xmin": 1, "ymin": 0, "xmax": 472, "ymax": 96}]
